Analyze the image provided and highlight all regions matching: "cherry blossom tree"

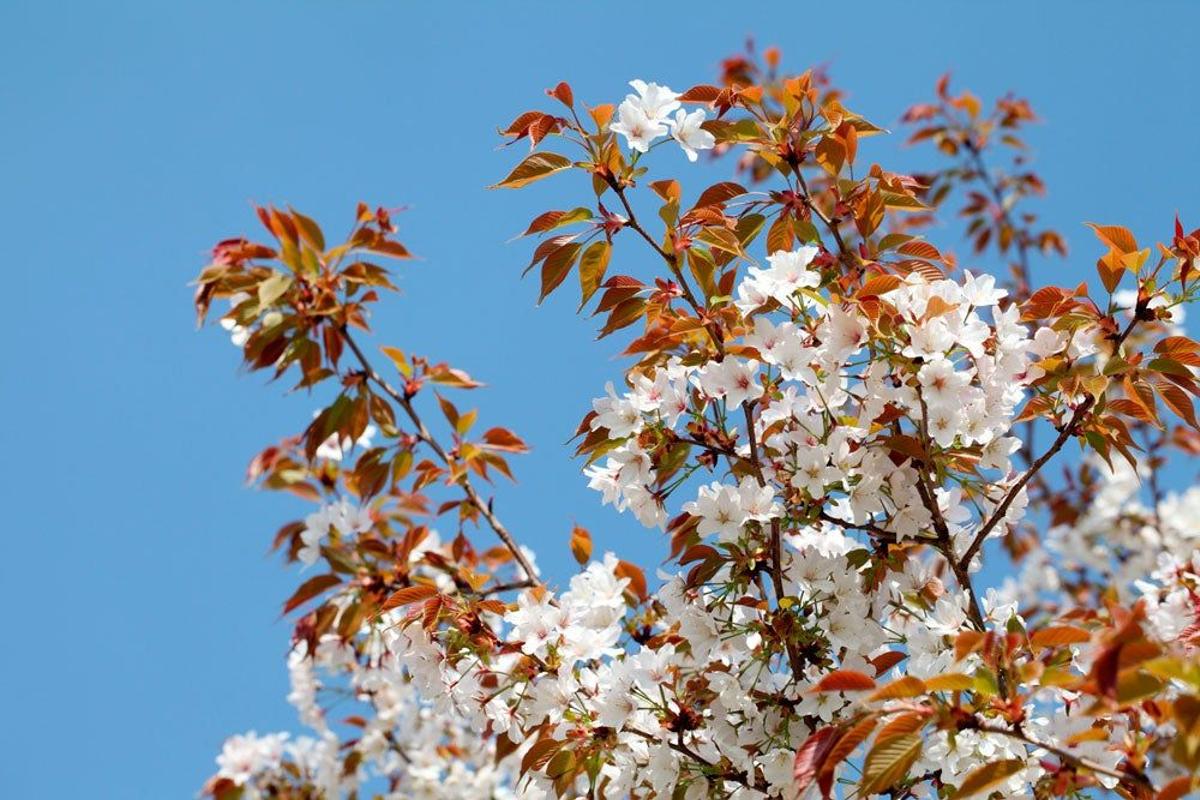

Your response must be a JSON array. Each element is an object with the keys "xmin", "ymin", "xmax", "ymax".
[{"xmin": 192, "ymin": 47, "xmax": 1200, "ymax": 800}]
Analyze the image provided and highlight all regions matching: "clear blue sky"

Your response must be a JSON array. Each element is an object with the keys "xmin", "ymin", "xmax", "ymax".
[{"xmin": 3, "ymin": 1, "xmax": 1197, "ymax": 796}]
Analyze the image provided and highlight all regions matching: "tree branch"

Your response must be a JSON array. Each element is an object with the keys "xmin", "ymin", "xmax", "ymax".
[
  {"xmin": 795, "ymin": 170, "xmax": 850, "ymax": 259},
  {"xmin": 623, "ymin": 726, "xmax": 769, "ymax": 794},
  {"xmin": 605, "ymin": 175, "xmax": 725, "ymax": 357},
  {"xmin": 973, "ymin": 723, "xmax": 1153, "ymax": 792},
  {"xmin": 338, "ymin": 326, "xmax": 543, "ymax": 588},
  {"xmin": 956, "ymin": 314, "xmax": 1141, "ymax": 572},
  {"xmin": 912, "ymin": 391, "xmax": 986, "ymax": 630}
]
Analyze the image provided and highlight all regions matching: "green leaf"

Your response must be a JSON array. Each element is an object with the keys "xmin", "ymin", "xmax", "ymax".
[
  {"xmin": 735, "ymin": 213, "xmax": 767, "ymax": 249},
  {"xmin": 257, "ymin": 272, "xmax": 292, "ymax": 307},
  {"xmin": 290, "ymin": 208, "xmax": 326, "ymax": 251}
]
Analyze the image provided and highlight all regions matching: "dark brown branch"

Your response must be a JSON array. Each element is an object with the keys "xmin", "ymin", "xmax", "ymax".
[
  {"xmin": 972, "ymin": 723, "xmax": 1153, "ymax": 791},
  {"xmin": 623, "ymin": 726, "xmax": 769, "ymax": 794},
  {"xmin": 957, "ymin": 315, "xmax": 1141, "ymax": 572},
  {"xmin": 815, "ymin": 511, "xmax": 898, "ymax": 544},
  {"xmin": 911, "ymin": 390, "xmax": 986, "ymax": 630},
  {"xmin": 479, "ymin": 579, "xmax": 536, "ymax": 597}
]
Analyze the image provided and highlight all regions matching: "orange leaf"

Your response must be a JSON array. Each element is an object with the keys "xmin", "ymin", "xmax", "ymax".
[
  {"xmin": 793, "ymin": 726, "xmax": 839, "ymax": 798},
  {"xmin": 380, "ymin": 584, "xmax": 438, "ymax": 611},
  {"xmin": 283, "ymin": 573, "xmax": 340, "ymax": 615},
  {"xmin": 1030, "ymin": 625, "xmax": 1092, "ymax": 649},
  {"xmin": 693, "ymin": 181, "xmax": 746, "ymax": 209},
  {"xmin": 814, "ymin": 669, "xmax": 877, "ymax": 693},
  {"xmin": 481, "ymin": 427, "xmax": 530, "ymax": 453},
  {"xmin": 492, "ymin": 152, "xmax": 573, "ymax": 190},
  {"xmin": 614, "ymin": 559, "xmax": 648, "ymax": 601},
  {"xmin": 1155, "ymin": 776, "xmax": 1195, "ymax": 800},
  {"xmin": 858, "ymin": 274, "xmax": 903, "ymax": 298},
  {"xmin": 952, "ymin": 759, "xmax": 1025, "ymax": 799},
  {"xmin": 1157, "ymin": 382, "xmax": 1200, "ymax": 429},
  {"xmin": 875, "ymin": 711, "xmax": 929, "ymax": 742},
  {"xmin": 818, "ymin": 716, "xmax": 878, "ymax": 785},
  {"xmin": 868, "ymin": 676, "xmax": 926, "ymax": 701},
  {"xmin": 1086, "ymin": 222, "xmax": 1138, "ymax": 255},
  {"xmin": 569, "ymin": 525, "xmax": 592, "ymax": 566}
]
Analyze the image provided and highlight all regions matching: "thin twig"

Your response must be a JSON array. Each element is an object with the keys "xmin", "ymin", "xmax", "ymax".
[
  {"xmin": 605, "ymin": 175, "xmax": 725, "ymax": 356},
  {"xmin": 957, "ymin": 314, "xmax": 1141, "ymax": 572},
  {"xmin": 973, "ymin": 723, "xmax": 1153, "ymax": 792},
  {"xmin": 623, "ymin": 726, "xmax": 769, "ymax": 793},
  {"xmin": 795, "ymin": 170, "xmax": 850, "ymax": 258},
  {"xmin": 338, "ymin": 326, "xmax": 543, "ymax": 587}
]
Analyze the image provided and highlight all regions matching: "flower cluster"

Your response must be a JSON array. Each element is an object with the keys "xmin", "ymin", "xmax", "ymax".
[
  {"xmin": 194, "ymin": 59, "xmax": 1200, "ymax": 800},
  {"xmin": 611, "ymin": 80, "xmax": 715, "ymax": 161}
]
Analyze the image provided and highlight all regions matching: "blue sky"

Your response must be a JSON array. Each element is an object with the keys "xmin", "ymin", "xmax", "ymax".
[{"xmin": 3, "ymin": 1, "xmax": 1198, "ymax": 796}]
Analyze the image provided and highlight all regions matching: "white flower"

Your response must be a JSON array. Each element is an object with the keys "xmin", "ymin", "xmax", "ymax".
[
  {"xmin": 699, "ymin": 358, "xmax": 761, "ymax": 409},
  {"xmin": 505, "ymin": 591, "xmax": 564, "ymax": 658},
  {"xmin": 961, "ymin": 270, "xmax": 1007, "ymax": 307},
  {"xmin": 626, "ymin": 79, "xmax": 680, "ymax": 119},
  {"xmin": 216, "ymin": 731, "xmax": 288, "ymax": 785},
  {"xmin": 684, "ymin": 482, "xmax": 748, "ymax": 542},
  {"xmin": 820, "ymin": 306, "xmax": 867, "ymax": 363},
  {"xmin": 737, "ymin": 476, "xmax": 783, "ymax": 522},
  {"xmin": 592, "ymin": 381, "xmax": 644, "ymax": 438},
  {"xmin": 298, "ymin": 499, "xmax": 372, "ymax": 566},
  {"xmin": 917, "ymin": 357, "xmax": 971, "ymax": 406},
  {"xmin": 792, "ymin": 446, "xmax": 841, "ymax": 498},
  {"xmin": 611, "ymin": 99, "xmax": 667, "ymax": 153},
  {"xmin": 765, "ymin": 246, "xmax": 821, "ymax": 296},
  {"xmin": 667, "ymin": 108, "xmax": 714, "ymax": 161},
  {"xmin": 925, "ymin": 402, "xmax": 962, "ymax": 448},
  {"xmin": 610, "ymin": 80, "xmax": 681, "ymax": 153},
  {"xmin": 220, "ymin": 292, "xmax": 252, "ymax": 347},
  {"xmin": 1031, "ymin": 326, "xmax": 1068, "ymax": 357},
  {"xmin": 904, "ymin": 318, "xmax": 956, "ymax": 359},
  {"xmin": 315, "ymin": 421, "xmax": 376, "ymax": 462}
]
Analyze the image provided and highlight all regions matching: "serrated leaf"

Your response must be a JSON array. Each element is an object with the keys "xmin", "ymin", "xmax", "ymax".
[
  {"xmin": 924, "ymin": 673, "xmax": 975, "ymax": 692},
  {"xmin": 952, "ymin": 758, "xmax": 1025, "ymax": 799},
  {"xmin": 694, "ymin": 181, "xmax": 746, "ymax": 209},
  {"xmin": 793, "ymin": 726, "xmax": 839, "ymax": 797},
  {"xmin": 868, "ymin": 675, "xmax": 926, "ymax": 701},
  {"xmin": 860, "ymin": 733, "xmax": 922, "ymax": 796},
  {"xmin": 283, "ymin": 573, "xmax": 340, "ymax": 615},
  {"xmin": 578, "ymin": 241, "xmax": 611, "ymax": 309},
  {"xmin": 521, "ymin": 207, "xmax": 593, "ymax": 237},
  {"xmin": 814, "ymin": 669, "xmax": 876, "ymax": 693},
  {"xmin": 380, "ymin": 583, "xmax": 438, "ymax": 611},
  {"xmin": 492, "ymin": 152, "xmax": 573, "ymax": 189},
  {"xmin": 539, "ymin": 242, "xmax": 582, "ymax": 303},
  {"xmin": 818, "ymin": 716, "xmax": 878, "ymax": 785},
  {"xmin": 1157, "ymin": 382, "xmax": 1200, "ymax": 429},
  {"xmin": 1029, "ymin": 625, "xmax": 1092, "ymax": 648},
  {"xmin": 1086, "ymin": 222, "xmax": 1138, "ymax": 255}
]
